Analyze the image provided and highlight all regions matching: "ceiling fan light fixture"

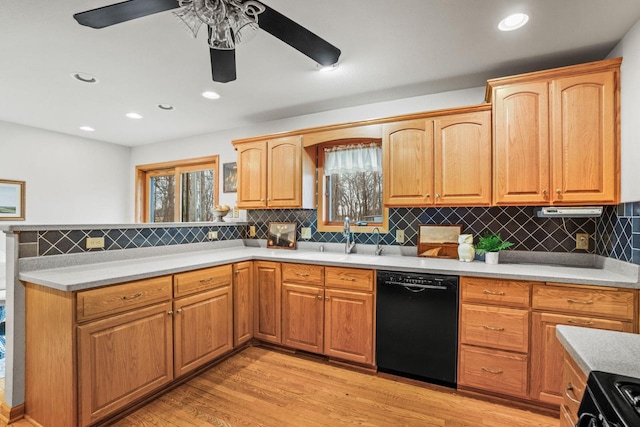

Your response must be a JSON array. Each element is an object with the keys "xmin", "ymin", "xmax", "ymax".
[
  {"xmin": 126, "ymin": 112, "xmax": 143, "ymax": 119},
  {"xmin": 498, "ymin": 13, "xmax": 529, "ymax": 31},
  {"xmin": 202, "ymin": 91, "xmax": 221, "ymax": 99},
  {"xmin": 317, "ymin": 62, "xmax": 339, "ymax": 72}
]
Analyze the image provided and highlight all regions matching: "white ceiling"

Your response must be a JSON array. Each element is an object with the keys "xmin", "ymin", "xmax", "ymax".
[{"xmin": 2, "ymin": 1, "xmax": 640, "ymax": 147}]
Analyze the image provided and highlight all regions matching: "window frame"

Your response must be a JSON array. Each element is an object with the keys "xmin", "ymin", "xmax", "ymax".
[
  {"xmin": 135, "ymin": 155, "xmax": 219, "ymax": 223},
  {"xmin": 316, "ymin": 140, "xmax": 388, "ymax": 233}
]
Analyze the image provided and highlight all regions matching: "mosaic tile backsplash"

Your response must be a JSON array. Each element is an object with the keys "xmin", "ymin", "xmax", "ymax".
[
  {"xmin": 247, "ymin": 207, "xmax": 597, "ymax": 253},
  {"xmin": 18, "ymin": 225, "xmax": 244, "ymax": 258},
  {"xmin": 16, "ymin": 202, "xmax": 640, "ymax": 265}
]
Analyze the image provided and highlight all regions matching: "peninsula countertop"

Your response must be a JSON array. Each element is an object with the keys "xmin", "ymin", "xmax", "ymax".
[
  {"xmin": 557, "ymin": 325, "xmax": 640, "ymax": 379},
  {"xmin": 16, "ymin": 241, "xmax": 640, "ymax": 292}
]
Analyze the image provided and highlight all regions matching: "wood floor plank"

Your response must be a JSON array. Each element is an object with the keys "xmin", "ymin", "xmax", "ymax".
[{"xmin": 112, "ymin": 347, "xmax": 558, "ymax": 427}]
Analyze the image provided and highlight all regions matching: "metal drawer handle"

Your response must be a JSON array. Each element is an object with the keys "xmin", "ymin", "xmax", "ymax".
[
  {"xmin": 340, "ymin": 277, "xmax": 356, "ymax": 281},
  {"xmin": 121, "ymin": 292, "xmax": 142, "ymax": 300},
  {"xmin": 567, "ymin": 299, "xmax": 593, "ymax": 305},
  {"xmin": 565, "ymin": 383, "xmax": 581, "ymax": 404},
  {"xmin": 568, "ymin": 319, "xmax": 594, "ymax": 326},
  {"xmin": 482, "ymin": 325, "xmax": 505, "ymax": 331},
  {"xmin": 481, "ymin": 367, "xmax": 503, "ymax": 374},
  {"xmin": 199, "ymin": 277, "xmax": 214, "ymax": 284},
  {"xmin": 296, "ymin": 273, "xmax": 310, "ymax": 277},
  {"xmin": 483, "ymin": 290, "xmax": 506, "ymax": 296}
]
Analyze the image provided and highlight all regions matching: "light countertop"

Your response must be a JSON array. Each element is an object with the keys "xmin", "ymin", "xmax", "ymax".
[
  {"xmin": 16, "ymin": 241, "xmax": 640, "ymax": 292},
  {"xmin": 557, "ymin": 325, "xmax": 640, "ymax": 378}
]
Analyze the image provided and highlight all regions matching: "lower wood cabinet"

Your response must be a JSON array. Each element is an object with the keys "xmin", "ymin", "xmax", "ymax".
[
  {"xmin": 78, "ymin": 302, "xmax": 174, "ymax": 426},
  {"xmin": 560, "ymin": 350, "xmax": 588, "ymax": 426},
  {"xmin": 233, "ymin": 261, "xmax": 254, "ymax": 347},
  {"xmin": 254, "ymin": 261, "xmax": 282, "ymax": 344},
  {"xmin": 173, "ymin": 285, "xmax": 233, "ymax": 377},
  {"xmin": 280, "ymin": 263, "xmax": 375, "ymax": 366},
  {"xmin": 458, "ymin": 345, "xmax": 528, "ymax": 398}
]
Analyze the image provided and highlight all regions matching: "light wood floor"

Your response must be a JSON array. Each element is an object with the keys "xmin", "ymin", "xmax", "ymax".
[{"xmin": 108, "ymin": 347, "xmax": 557, "ymax": 427}]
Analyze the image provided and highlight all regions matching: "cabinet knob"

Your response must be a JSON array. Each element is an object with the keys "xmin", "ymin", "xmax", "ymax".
[
  {"xmin": 267, "ymin": 198, "xmax": 270, "ymax": 202},
  {"xmin": 435, "ymin": 193, "xmax": 441, "ymax": 198},
  {"xmin": 425, "ymin": 193, "xmax": 430, "ymax": 198},
  {"xmin": 235, "ymin": 270, "xmax": 240, "ymax": 274},
  {"xmin": 542, "ymin": 189, "xmax": 548, "ymax": 196},
  {"xmin": 325, "ymin": 296, "xmax": 329, "ymax": 301},
  {"xmin": 176, "ymin": 309, "xmax": 182, "ymax": 314},
  {"xmin": 260, "ymin": 198, "xmax": 265, "ymax": 202},
  {"xmin": 316, "ymin": 295, "xmax": 322, "ymax": 300},
  {"xmin": 167, "ymin": 311, "xmax": 174, "ymax": 315},
  {"xmin": 556, "ymin": 189, "xmax": 562, "ymax": 194}
]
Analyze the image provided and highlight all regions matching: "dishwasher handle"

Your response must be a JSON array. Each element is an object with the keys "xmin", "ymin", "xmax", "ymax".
[{"xmin": 385, "ymin": 281, "xmax": 449, "ymax": 291}]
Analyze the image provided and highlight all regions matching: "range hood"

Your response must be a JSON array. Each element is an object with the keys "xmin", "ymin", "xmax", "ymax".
[{"xmin": 535, "ymin": 206, "xmax": 603, "ymax": 218}]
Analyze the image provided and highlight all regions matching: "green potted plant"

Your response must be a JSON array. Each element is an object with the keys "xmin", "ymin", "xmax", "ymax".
[{"xmin": 475, "ymin": 232, "xmax": 514, "ymax": 264}]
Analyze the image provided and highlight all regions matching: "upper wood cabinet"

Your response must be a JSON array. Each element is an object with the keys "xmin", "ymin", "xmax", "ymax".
[
  {"xmin": 383, "ymin": 107, "xmax": 492, "ymax": 207},
  {"xmin": 490, "ymin": 58, "xmax": 620, "ymax": 205},
  {"xmin": 383, "ymin": 119, "xmax": 433, "ymax": 206},
  {"xmin": 434, "ymin": 110, "xmax": 492, "ymax": 205},
  {"xmin": 235, "ymin": 135, "xmax": 315, "ymax": 209}
]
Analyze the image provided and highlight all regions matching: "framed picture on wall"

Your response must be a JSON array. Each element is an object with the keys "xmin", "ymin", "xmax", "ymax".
[
  {"xmin": 267, "ymin": 222, "xmax": 297, "ymax": 249},
  {"xmin": 223, "ymin": 162, "xmax": 237, "ymax": 193},
  {"xmin": 0, "ymin": 179, "xmax": 25, "ymax": 221}
]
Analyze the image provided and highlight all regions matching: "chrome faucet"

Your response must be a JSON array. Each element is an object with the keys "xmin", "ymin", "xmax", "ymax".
[
  {"xmin": 344, "ymin": 216, "xmax": 356, "ymax": 254},
  {"xmin": 372, "ymin": 227, "xmax": 383, "ymax": 255}
]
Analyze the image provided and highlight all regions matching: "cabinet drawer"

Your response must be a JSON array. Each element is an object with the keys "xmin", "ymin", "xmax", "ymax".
[
  {"xmin": 533, "ymin": 284, "xmax": 636, "ymax": 320},
  {"xmin": 325, "ymin": 267, "xmax": 373, "ymax": 292},
  {"xmin": 562, "ymin": 352, "xmax": 587, "ymax": 419},
  {"xmin": 460, "ymin": 304, "xmax": 529, "ymax": 353},
  {"xmin": 77, "ymin": 276, "xmax": 172, "ymax": 322},
  {"xmin": 458, "ymin": 345, "xmax": 528, "ymax": 398},
  {"xmin": 461, "ymin": 277, "xmax": 531, "ymax": 308},
  {"xmin": 174, "ymin": 265, "xmax": 233, "ymax": 298},
  {"xmin": 282, "ymin": 263, "xmax": 324, "ymax": 286}
]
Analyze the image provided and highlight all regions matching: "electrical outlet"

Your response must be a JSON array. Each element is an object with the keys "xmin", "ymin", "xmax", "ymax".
[
  {"xmin": 208, "ymin": 231, "xmax": 218, "ymax": 240},
  {"xmin": 86, "ymin": 237, "xmax": 105, "ymax": 249},
  {"xmin": 249, "ymin": 225, "xmax": 256, "ymax": 237},
  {"xmin": 301, "ymin": 227, "xmax": 312, "ymax": 239},
  {"xmin": 396, "ymin": 229, "xmax": 405, "ymax": 243},
  {"xmin": 576, "ymin": 233, "xmax": 589, "ymax": 250},
  {"xmin": 232, "ymin": 207, "xmax": 239, "ymax": 218}
]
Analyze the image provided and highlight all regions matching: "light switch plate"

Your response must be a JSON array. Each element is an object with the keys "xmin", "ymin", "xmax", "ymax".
[
  {"xmin": 396, "ymin": 229, "xmax": 405, "ymax": 243},
  {"xmin": 301, "ymin": 227, "xmax": 312, "ymax": 239},
  {"xmin": 86, "ymin": 237, "xmax": 105, "ymax": 249}
]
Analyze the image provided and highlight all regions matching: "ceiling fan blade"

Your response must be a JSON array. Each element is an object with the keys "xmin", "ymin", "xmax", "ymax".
[
  {"xmin": 255, "ymin": 3, "xmax": 341, "ymax": 66},
  {"xmin": 73, "ymin": 0, "xmax": 180, "ymax": 29},
  {"xmin": 210, "ymin": 48, "xmax": 237, "ymax": 83}
]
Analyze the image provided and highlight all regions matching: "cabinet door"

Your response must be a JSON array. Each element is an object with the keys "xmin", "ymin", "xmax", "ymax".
[
  {"xmin": 282, "ymin": 283, "xmax": 324, "ymax": 353},
  {"xmin": 237, "ymin": 140, "xmax": 268, "ymax": 208},
  {"xmin": 78, "ymin": 302, "xmax": 174, "ymax": 427},
  {"xmin": 493, "ymin": 82, "xmax": 550, "ymax": 205},
  {"xmin": 530, "ymin": 311, "xmax": 634, "ymax": 404},
  {"xmin": 383, "ymin": 119, "xmax": 433, "ymax": 206},
  {"xmin": 268, "ymin": 135, "xmax": 302, "ymax": 208},
  {"xmin": 254, "ymin": 261, "xmax": 282, "ymax": 344},
  {"xmin": 324, "ymin": 289, "xmax": 374, "ymax": 365},
  {"xmin": 434, "ymin": 110, "xmax": 492, "ymax": 205},
  {"xmin": 233, "ymin": 261, "xmax": 254, "ymax": 347},
  {"xmin": 551, "ymin": 71, "xmax": 617, "ymax": 204},
  {"xmin": 173, "ymin": 285, "xmax": 233, "ymax": 377}
]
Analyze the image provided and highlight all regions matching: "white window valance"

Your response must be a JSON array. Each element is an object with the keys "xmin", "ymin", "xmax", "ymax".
[{"xmin": 323, "ymin": 142, "xmax": 382, "ymax": 176}]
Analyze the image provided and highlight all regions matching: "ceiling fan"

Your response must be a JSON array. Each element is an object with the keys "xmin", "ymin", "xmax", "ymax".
[{"xmin": 73, "ymin": 0, "xmax": 342, "ymax": 83}]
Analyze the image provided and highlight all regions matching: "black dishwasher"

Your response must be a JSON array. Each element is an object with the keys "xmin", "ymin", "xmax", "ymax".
[{"xmin": 376, "ymin": 270, "xmax": 459, "ymax": 387}]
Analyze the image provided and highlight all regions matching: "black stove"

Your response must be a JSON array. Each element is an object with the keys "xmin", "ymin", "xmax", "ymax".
[{"xmin": 577, "ymin": 371, "xmax": 640, "ymax": 427}]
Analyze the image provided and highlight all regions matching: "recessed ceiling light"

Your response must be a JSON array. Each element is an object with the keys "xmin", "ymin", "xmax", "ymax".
[
  {"xmin": 317, "ymin": 62, "xmax": 339, "ymax": 72},
  {"xmin": 126, "ymin": 112, "xmax": 143, "ymax": 119},
  {"xmin": 158, "ymin": 104, "xmax": 174, "ymax": 111},
  {"xmin": 79, "ymin": 126, "xmax": 95, "ymax": 132},
  {"xmin": 71, "ymin": 72, "xmax": 99, "ymax": 84},
  {"xmin": 202, "ymin": 91, "xmax": 221, "ymax": 100},
  {"xmin": 498, "ymin": 13, "xmax": 529, "ymax": 31}
]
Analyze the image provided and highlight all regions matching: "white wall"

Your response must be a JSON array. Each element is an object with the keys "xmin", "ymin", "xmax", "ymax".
[
  {"xmin": 130, "ymin": 86, "xmax": 486, "ymax": 209},
  {"xmin": 0, "ymin": 121, "xmax": 132, "ymax": 259},
  {"xmin": 608, "ymin": 17, "xmax": 640, "ymax": 203}
]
